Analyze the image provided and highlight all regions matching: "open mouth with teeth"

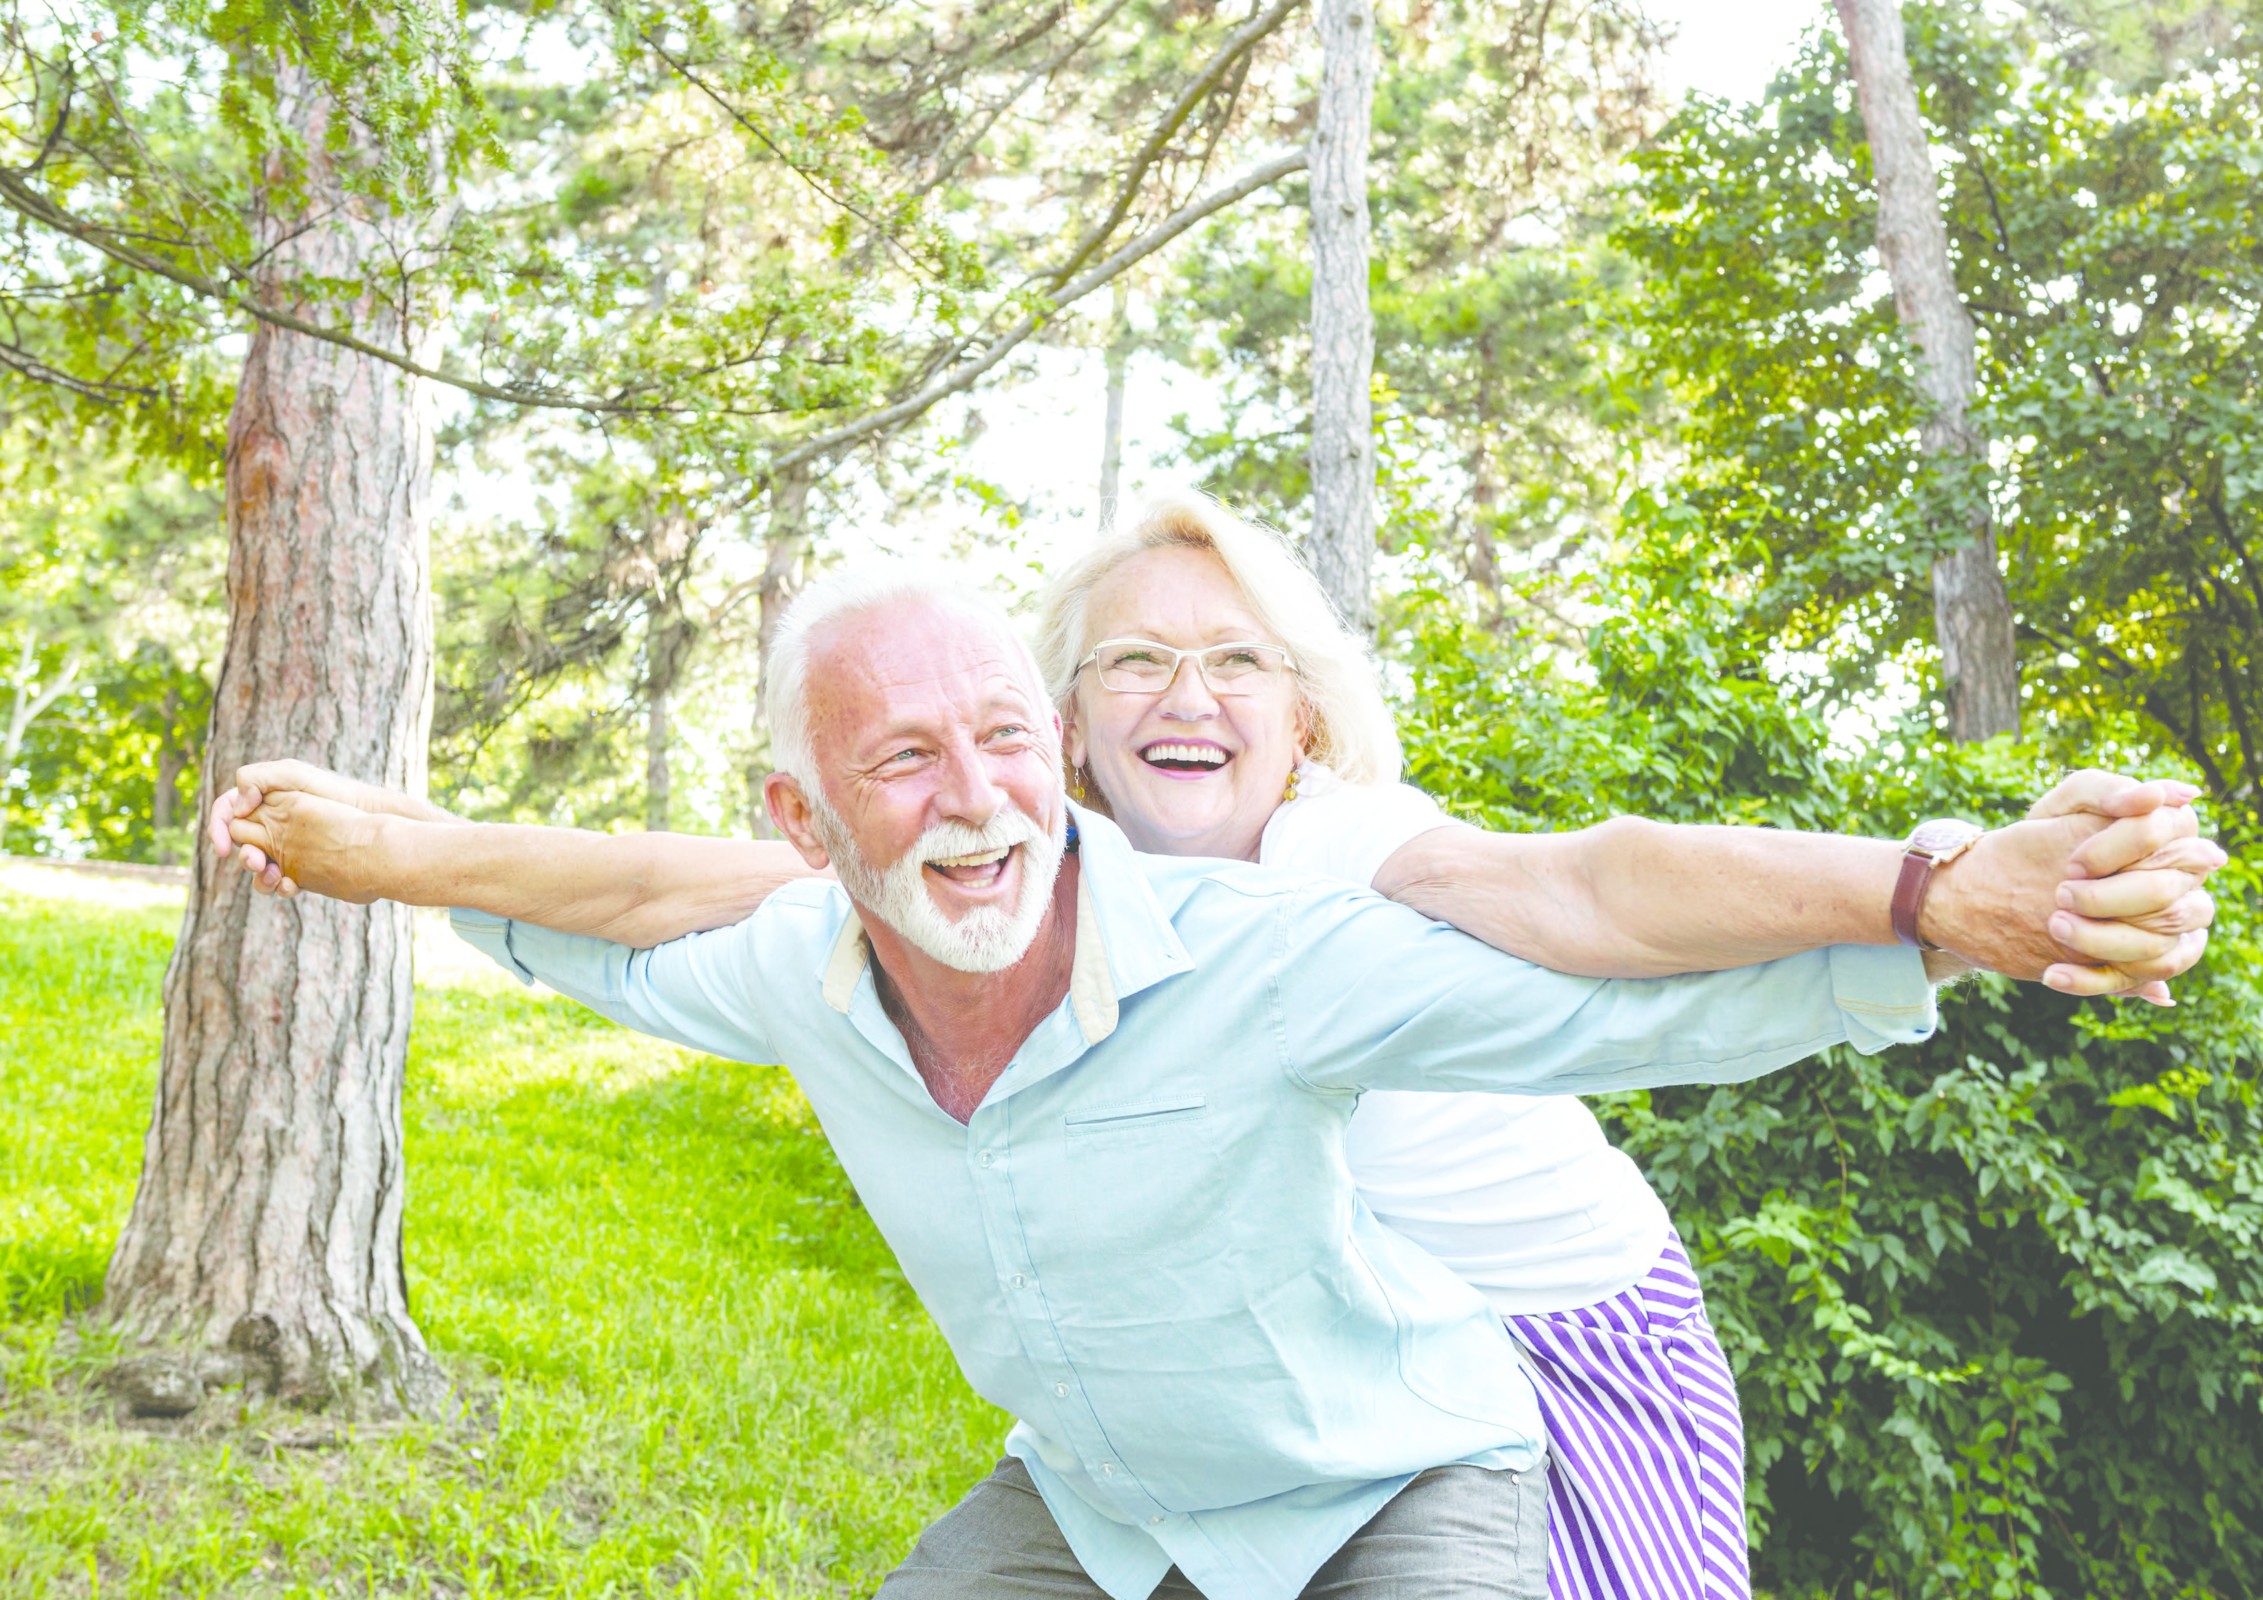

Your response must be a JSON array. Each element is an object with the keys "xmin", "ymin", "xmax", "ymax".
[
  {"xmin": 1140, "ymin": 740, "xmax": 1231, "ymax": 774},
  {"xmin": 925, "ymin": 844, "xmax": 1017, "ymax": 888}
]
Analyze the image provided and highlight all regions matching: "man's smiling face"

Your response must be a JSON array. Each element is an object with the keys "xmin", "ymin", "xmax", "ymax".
[{"xmin": 789, "ymin": 597, "xmax": 1068, "ymax": 972}]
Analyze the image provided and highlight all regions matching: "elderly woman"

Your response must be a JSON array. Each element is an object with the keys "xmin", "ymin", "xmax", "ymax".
[
  {"xmin": 214, "ymin": 495, "xmax": 2219, "ymax": 1598},
  {"xmin": 1030, "ymin": 496, "xmax": 2218, "ymax": 1600}
]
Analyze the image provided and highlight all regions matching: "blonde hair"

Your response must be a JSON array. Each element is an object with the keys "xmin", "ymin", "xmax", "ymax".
[{"xmin": 1032, "ymin": 492, "xmax": 1402, "ymax": 785}]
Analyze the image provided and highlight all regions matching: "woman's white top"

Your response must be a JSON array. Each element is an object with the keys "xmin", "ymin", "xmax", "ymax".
[{"xmin": 1259, "ymin": 765, "xmax": 1673, "ymax": 1315}]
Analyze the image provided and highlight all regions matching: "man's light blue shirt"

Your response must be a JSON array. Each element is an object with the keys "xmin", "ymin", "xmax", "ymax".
[{"xmin": 452, "ymin": 805, "xmax": 1935, "ymax": 1600}]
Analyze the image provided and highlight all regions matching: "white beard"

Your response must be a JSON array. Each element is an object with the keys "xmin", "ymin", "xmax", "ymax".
[{"xmin": 812, "ymin": 798, "xmax": 1066, "ymax": 974}]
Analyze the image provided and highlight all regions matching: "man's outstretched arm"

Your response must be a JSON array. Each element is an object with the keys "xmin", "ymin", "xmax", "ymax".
[
  {"xmin": 1372, "ymin": 771, "xmax": 2221, "ymax": 1002},
  {"xmin": 209, "ymin": 760, "xmax": 818, "ymax": 945}
]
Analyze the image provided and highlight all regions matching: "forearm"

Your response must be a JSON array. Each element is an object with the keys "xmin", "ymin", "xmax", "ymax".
[
  {"xmin": 1378, "ymin": 817, "xmax": 1905, "ymax": 978},
  {"xmin": 366, "ymin": 818, "xmax": 816, "ymax": 945}
]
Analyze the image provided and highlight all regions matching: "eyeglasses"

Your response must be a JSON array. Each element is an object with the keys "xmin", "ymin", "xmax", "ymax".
[{"xmin": 1074, "ymin": 637, "xmax": 1295, "ymax": 696}]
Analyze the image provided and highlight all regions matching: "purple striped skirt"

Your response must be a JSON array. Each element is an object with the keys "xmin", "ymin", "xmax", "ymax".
[{"xmin": 1502, "ymin": 1230, "xmax": 1751, "ymax": 1600}]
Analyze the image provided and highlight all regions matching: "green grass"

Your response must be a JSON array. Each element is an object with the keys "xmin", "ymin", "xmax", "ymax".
[{"xmin": 0, "ymin": 880, "xmax": 1006, "ymax": 1597}]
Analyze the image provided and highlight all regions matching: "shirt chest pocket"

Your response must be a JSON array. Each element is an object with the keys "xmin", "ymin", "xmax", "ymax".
[
  {"xmin": 1062, "ymin": 1091, "xmax": 1209, "ymax": 1145},
  {"xmin": 1053, "ymin": 1091, "xmax": 1229, "ymax": 1275}
]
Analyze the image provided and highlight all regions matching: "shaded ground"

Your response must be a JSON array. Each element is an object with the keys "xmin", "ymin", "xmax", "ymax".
[{"xmin": 1, "ymin": 868, "xmax": 1003, "ymax": 1597}]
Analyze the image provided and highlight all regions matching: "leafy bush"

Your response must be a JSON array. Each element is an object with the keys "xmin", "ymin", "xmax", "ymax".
[{"xmin": 1395, "ymin": 537, "xmax": 2263, "ymax": 1598}]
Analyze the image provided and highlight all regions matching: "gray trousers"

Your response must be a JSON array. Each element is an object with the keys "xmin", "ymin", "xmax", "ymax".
[{"xmin": 876, "ymin": 1455, "xmax": 1549, "ymax": 1599}]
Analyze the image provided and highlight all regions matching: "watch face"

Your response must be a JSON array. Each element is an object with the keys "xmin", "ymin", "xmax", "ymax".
[{"xmin": 1909, "ymin": 818, "xmax": 1984, "ymax": 859}]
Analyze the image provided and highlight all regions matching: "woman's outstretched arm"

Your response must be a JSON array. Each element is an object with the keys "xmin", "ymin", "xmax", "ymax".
[
  {"xmin": 1370, "ymin": 771, "xmax": 2221, "ymax": 1000},
  {"xmin": 209, "ymin": 760, "xmax": 818, "ymax": 946}
]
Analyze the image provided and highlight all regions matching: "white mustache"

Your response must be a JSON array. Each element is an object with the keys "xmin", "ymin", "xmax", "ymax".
[{"xmin": 904, "ymin": 809, "xmax": 1043, "ymax": 869}]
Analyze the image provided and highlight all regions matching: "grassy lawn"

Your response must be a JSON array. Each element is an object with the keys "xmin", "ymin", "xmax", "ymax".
[{"xmin": 0, "ymin": 871, "xmax": 1005, "ymax": 1598}]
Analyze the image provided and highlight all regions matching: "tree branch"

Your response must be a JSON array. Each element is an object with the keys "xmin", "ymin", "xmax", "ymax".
[
  {"xmin": 0, "ymin": 334, "xmax": 160, "ymax": 402},
  {"xmin": 910, "ymin": 0, "xmax": 1140, "ymax": 201},
  {"xmin": 1037, "ymin": 0, "xmax": 1302, "ymax": 291},
  {"xmin": 771, "ymin": 146, "xmax": 1307, "ymax": 474},
  {"xmin": 0, "ymin": 167, "xmax": 693, "ymax": 417},
  {"xmin": 632, "ymin": 22, "xmax": 946, "ymax": 286}
]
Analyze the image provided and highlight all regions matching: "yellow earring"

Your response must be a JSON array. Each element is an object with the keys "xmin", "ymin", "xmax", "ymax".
[
  {"xmin": 1282, "ymin": 768, "xmax": 1301, "ymax": 803},
  {"xmin": 1071, "ymin": 766, "xmax": 1088, "ymax": 801}
]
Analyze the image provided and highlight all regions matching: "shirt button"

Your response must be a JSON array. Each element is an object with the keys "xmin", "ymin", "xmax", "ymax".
[
  {"xmin": 1054, "ymin": 1382, "xmax": 1068, "ymax": 1398},
  {"xmin": 1012, "ymin": 1273, "xmax": 1028, "ymax": 1289},
  {"xmin": 978, "ymin": 1151, "xmax": 994, "ymax": 1168},
  {"xmin": 1101, "ymin": 1463, "xmax": 1115, "ymax": 1479},
  {"xmin": 1149, "ymin": 1515, "xmax": 1165, "ymax": 1525}
]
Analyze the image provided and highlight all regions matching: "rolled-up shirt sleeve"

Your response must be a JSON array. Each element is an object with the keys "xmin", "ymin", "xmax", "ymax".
[
  {"xmin": 450, "ymin": 908, "xmax": 781, "ymax": 1065},
  {"xmin": 1273, "ymin": 886, "xmax": 1935, "ymax": 1098}
]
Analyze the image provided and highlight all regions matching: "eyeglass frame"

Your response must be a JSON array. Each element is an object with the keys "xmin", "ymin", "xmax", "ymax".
[{"xmin": 1072, "ymin": 636, "xmax": 1298, "ymax": 697}]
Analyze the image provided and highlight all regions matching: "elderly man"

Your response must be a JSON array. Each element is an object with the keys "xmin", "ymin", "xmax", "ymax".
[{"xmin": 219, "ymin": 568, "xmax": 2214, "ymax": 1600}]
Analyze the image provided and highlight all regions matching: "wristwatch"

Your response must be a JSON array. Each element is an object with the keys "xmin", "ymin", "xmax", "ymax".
[{"xmin": 1892, "ymin": 819, "xmax": 1985, "ymax": 949}]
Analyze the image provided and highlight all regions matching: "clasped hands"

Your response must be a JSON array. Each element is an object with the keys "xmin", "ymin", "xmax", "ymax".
[{"xmin": 1915, "ymin": 770, "xmax": 2220, "ymax": 1002}]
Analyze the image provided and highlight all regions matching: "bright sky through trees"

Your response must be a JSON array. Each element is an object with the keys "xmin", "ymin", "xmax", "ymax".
[{"xmin": 945, "ymin": 0, "xmax": 1827, "ymax": 583}]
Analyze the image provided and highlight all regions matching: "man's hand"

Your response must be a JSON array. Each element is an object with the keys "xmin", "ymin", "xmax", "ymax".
[
  {"xmin": 1921, "ymin": 770, "xmax": 2224, "ymax": 1003},
  {"xmin": 210, "ymin": 761, "xmax": 455, "ymax": 897}
]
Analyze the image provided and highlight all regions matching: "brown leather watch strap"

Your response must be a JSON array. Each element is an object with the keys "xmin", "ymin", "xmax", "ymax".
[
  {"xmin": 1891, "ymin": 850, "xmax": 1935, "ymax": 949},
  {"xmin": 1895, "ymin": 820, "xmax": 1984, "ymax": 950}
]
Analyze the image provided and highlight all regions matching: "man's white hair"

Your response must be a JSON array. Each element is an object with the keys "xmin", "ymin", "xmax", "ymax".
[
  {"xmin": 1032, "ymin": 492, "xmax": 1403, "ymax": 785},
  {"xmin": 763, "ymin": 562, "xmax": 1050, "ymax": 791}
]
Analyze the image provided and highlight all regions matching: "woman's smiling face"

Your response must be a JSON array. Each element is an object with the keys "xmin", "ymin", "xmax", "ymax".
[{"xmin": 1063, "ymin": 543, "xmax": 1306, "ymax": 862}]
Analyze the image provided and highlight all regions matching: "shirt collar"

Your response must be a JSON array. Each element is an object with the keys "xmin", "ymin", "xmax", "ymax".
[{"xmin": 816, "ymin": 800, "xmax": 1190, "ymax": 1046}]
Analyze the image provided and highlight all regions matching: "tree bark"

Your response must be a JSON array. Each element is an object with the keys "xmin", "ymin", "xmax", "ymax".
[
  {"xmin": 1099, "ymin": 282, "xmax": 1130, "ymax": 532},
  {"xmin": 103, "ymin": 57, "xmax": 444, "ymax": 1415},
  {"xmin": 1834, "ymin": 0, "xmax": 2020, "ymax": 741},
  {"xmin": 746, "ymin": 462, "xmax": 812, "ymax": 835},
  {"xmin": 1306, "ymin": 0, "xmax": 1378, "ymax": 636}
]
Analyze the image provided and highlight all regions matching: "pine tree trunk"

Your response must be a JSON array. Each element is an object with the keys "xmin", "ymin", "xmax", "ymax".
[
  {"xmin": 747, "ymin": 463, "xmax": 812, "ymax": 835},
  {"xmin": 1099, "ymin": 283, "xmax": 1130, "ymax": 532},
  {"xmin": 1306, "ymin": 0, "xmax": 1378, "ymax": 636},
  {"xmin": 1834, "ymin": 0, "xmax": 2019, "ymax": 741},
  {"xmin": 102, "ymin": 58, "xmax": 443, "ymax": 1416}
]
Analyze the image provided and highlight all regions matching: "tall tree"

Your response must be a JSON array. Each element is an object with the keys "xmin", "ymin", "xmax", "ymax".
[
  {"xmin": 1153, "ymin": 1, "xmax": 1664, "ymax": 620},
  {"xmin": 642, "ymin": 580, "xmax": 694, "ymax": 834},
  {"xmin": 1834, "ymin": 0, "xmax": 2021, "ymax": 740},
  {"xmin": 1618, "ymin": 8, "xmax": 2262, "ymax": 830},
  {"xmin": 1306, "ymin": 0, "xmax": 1379, "ymax": 633},
  {"xmin": 1099, "ymin": 283, "xmax": 1132, "ymax": 531},
  {"xmin": 102, "ymin": 44, "xmax": 447, "ymax": 1413},
  {"xmin": 746, "ymin": 459, "xmax": 812, "ymax": 835}
]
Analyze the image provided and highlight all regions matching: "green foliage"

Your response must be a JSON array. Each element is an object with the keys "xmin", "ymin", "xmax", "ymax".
[
  {"xmin": 0, "ymin": 420, "xmax": 221, "ymax": 860},
  {"xmin": 1613, "ymin": 2, "xmax": 2263, "ymax": 832},
  {"xmin": 1396, "ymin": 526, "xmax": 2263, "ymax": 1598},
  {"xmin": 0, "ymin": 873, "xmax": 1006, "ymax": 1595},
  {"xmin": 1158, "ymin": 0, "xmax": 1663, "ymax": 590}
]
